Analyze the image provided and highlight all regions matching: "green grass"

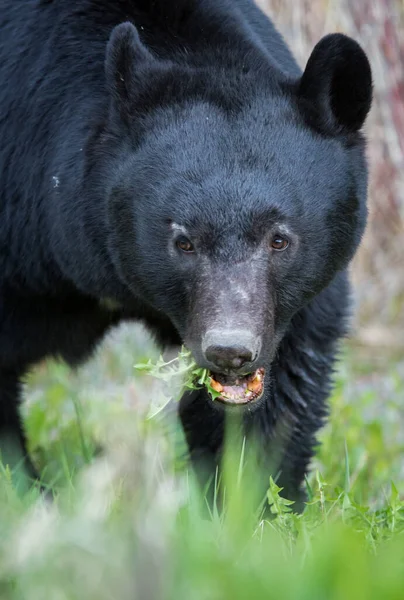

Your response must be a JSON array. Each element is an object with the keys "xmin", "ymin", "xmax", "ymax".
[{"xmin": 0, "ymin": 323, "xmax": 404, "ymax": 599}]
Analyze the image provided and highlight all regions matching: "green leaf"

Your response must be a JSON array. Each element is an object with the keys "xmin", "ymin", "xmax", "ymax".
[{"xmin": 134, "ymin": 346, "xmax": 221, "ymax": 418}]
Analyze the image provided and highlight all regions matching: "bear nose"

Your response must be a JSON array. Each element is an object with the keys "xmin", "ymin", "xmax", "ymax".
[
  {"xmin": 202, "ymin": 330, "xmax": 261, "ymax": 372},
  {"xmin": 205, "ymin": 344, "xmax": 253, "ymax": 371}
]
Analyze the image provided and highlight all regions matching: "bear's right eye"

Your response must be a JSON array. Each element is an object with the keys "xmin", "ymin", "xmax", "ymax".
[
  {"xmin": 271, "ymin": 236, "xmax": 289, "ymax": 251},
  {"xmin": 176, "ymin": 236, "xmax": 195, "ymax": 253}
]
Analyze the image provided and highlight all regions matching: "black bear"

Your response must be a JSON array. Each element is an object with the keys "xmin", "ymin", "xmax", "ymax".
[{"xmin": 0, "ymin": 0, "xmax": 371, "ymax": 508}]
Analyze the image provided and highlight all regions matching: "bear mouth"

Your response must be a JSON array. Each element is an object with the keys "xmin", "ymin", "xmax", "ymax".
[{"xmin": 208, "ymin": 368, "xmax": 265, "ymax": 405}]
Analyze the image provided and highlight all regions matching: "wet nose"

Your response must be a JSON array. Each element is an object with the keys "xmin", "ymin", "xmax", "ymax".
[{"xmin": 202, "ymin": 330, "xmax": 260, "ymax": 372}]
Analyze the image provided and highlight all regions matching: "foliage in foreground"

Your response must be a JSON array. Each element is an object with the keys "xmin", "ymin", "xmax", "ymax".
[{"xmin": 0, "ymin": 325, "xmax": 403, "ymax": 599}]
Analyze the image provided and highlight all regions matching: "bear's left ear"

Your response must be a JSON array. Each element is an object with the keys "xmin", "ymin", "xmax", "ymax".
[
  {"xmin": 298, "ymin": 33, "xmax": 372, "ymax": 133},
  {"xmin": 105, "ymin": 22, "xmax": 155, "ymax": 110}
]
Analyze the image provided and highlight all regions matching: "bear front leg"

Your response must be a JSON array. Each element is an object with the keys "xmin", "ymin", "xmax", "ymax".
[
  {"xmin": 180, "ymin": 389, "xmax": 312, "ymax": 514},
  {"xmin": 179, "ymin": 389, "xmax": 225, "ymax": 497},
  {"xmin": 270, "ymin": 427, "xmax": 318, "ymax": 514},
  {"xmin": 0, "ymin": 368, "xmax": 39, "ymax": 484},
  {"xmin": 179, "ymin": 389, "xmax": 285, "ymax": 513}
]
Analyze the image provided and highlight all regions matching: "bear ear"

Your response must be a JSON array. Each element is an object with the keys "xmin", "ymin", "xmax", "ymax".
[
  {"xmin": 298, "ymin": 33, "xmax": 372, "ymax": 133},
  {"xmin": 105, "ymin": 22, "xmax": 154, "ymax": 108}
]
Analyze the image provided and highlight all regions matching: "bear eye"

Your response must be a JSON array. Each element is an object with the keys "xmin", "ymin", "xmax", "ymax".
[
  {"xmin": 176, "ymin": 236, "xmax": 195, "ymax": 253},
  {"xmin": 271, "ymin": 236, "xmax": 289, "ymax": 251}
]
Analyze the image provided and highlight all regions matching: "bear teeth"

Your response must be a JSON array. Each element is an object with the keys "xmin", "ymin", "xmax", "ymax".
[{"xmin": 209, "ymin": 368, "xmax": 265, "ymax": 404}]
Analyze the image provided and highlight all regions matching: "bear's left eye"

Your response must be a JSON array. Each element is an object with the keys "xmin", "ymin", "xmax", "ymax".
[
  {"xmin": 271, "ymin": 236, "xmax": 289, "ymax": 251},
  {"xmin": 176, "ymin": 236, "xmax": 195, "ymax": 253}
]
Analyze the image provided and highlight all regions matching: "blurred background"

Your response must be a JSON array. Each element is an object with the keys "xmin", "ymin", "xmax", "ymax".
[{"xmin": 258, "ymin": 0, "xmax": 404, "ymax": 353}]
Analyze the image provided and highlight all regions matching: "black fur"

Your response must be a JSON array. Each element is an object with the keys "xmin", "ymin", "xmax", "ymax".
[{"xmin": 0, "ymin": 0, "xmax": 372, "ymax": 506}]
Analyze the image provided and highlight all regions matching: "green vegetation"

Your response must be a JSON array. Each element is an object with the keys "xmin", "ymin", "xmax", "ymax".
[
  {"xmin": 0, "ymin": 324, "xmax": 403, "ymax": 599},
  {"xmin": 134, "ymin": 346, "xmax": 222, "ymax": 416}
]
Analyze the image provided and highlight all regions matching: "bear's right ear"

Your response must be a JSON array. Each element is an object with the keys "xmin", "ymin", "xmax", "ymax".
[{"xmin": 105, "ymin": 22, "xmax": 154, "ymax": 111}]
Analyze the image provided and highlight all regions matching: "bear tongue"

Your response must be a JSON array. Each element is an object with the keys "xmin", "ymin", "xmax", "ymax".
[{"xmin": 221, "ymin": 382, "xmax": 248, "ymax": 397}]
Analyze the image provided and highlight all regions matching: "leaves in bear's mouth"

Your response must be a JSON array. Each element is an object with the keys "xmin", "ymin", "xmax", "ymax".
[
  {"xmin": 134, "ymin": 348, "xmax": 265, "ymax": 417},
  {"xmin": 134, "ymin": 347, "xmax": 221, "ymax": 418}
]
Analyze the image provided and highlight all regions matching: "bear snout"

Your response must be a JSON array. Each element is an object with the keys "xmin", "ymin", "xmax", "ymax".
[{"xmin": 201, "ymin": 329, "xmax": 262, "ymax": 375}]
